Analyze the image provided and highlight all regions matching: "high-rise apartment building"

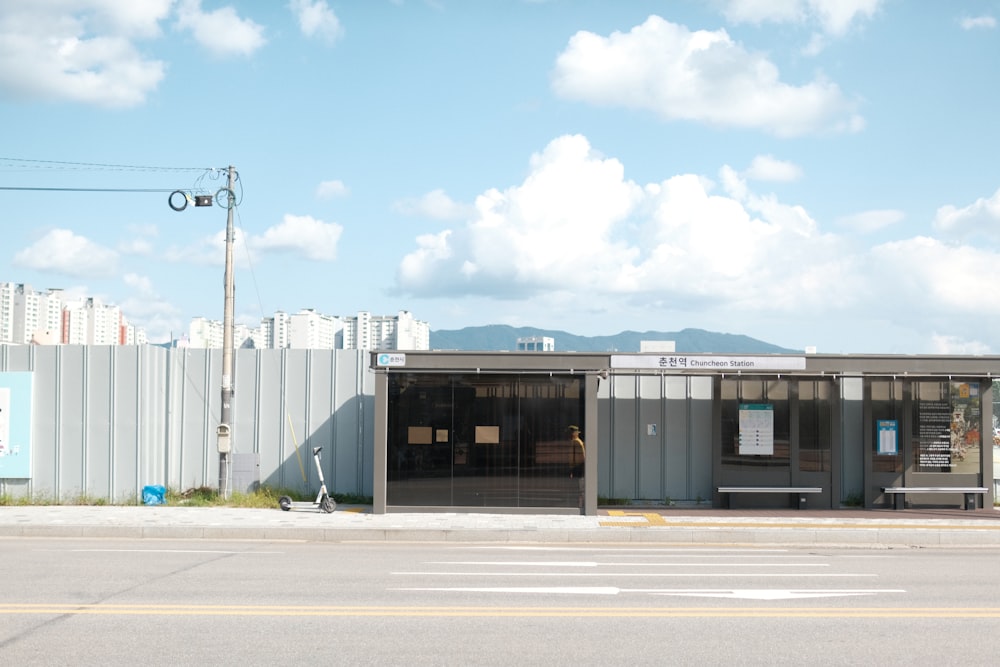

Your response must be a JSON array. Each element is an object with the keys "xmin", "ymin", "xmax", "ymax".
[
  {"xmin": 288, "ymin": 309, "xmax": 339, "ymax": 349},
  {"xmin": 339, "ymin": 310, "xmax": 429, "ymax": 350},
  {"xmin": 63, "ymin": 297, "xmax": 123, "ymax": 345},
  {"xmin": 1, "ymin": 283, "xmax": 65, "ymax": 344},
  {"xmin": 1, "ymin": 283, "xmax": 145, "ymax": 346}
]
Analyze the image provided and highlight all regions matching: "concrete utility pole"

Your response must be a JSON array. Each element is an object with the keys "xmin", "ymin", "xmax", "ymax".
[{"xmin": 217, "ymin": 165, "xmax": 236, "ymax": 498}]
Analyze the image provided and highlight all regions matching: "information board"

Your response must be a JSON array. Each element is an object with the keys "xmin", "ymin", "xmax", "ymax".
[
  {"xmin": 738, "ymin": 403, "xmax": 774, "ymax": 455},
  {"xmin": 0, "ymin": 372, "xmax": 33, "ymax": 478}
]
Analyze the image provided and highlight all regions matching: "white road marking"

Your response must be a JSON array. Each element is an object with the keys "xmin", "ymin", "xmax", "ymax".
[
  {"xmin": 394, "ymin": 571, "xmax": 872, "ymax": 578},
  {"xmin": 430, "ymin": 561, "xmax": 828, "ymax": 567},
  {"xmin": 67, "ymin": 549, "xmax": 282, "ymax": 554},
  {"xmin": 391, "ymin": 586, "xmax": 905, "ymax": 600},
  {"xmin": 653, "ymin": 589, "xmax": 906, "ymax": 600}
]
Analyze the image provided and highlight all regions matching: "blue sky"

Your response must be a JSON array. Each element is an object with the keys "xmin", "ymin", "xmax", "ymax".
[{"xmin": 1, "ymin": 0, "xmax": 999, "ymax": 354}]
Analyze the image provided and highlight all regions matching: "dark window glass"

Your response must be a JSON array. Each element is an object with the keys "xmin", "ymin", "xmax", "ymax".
[
  {"xmin": 386, "ymin": 373, "xmax": 584, "ymax": 508},
  {"xmin": 799, "ymin": 380, "xmax": 832, "ymax": 472},
  {"xmin": 871, "ymin": 380, "xmax": 903, "ymax": 473},
  {"xmin": 912, "ymin": 380, "xmax": 981, "ymax": 474},
  {"xmin": 721, "ymin": 379, "xmax": 790, "ymax": 469}
]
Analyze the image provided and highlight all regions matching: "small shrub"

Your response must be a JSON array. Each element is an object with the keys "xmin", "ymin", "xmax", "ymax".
[{"xmin": 843, "ymin": 491, "xmax": 864, "ymax": 507}]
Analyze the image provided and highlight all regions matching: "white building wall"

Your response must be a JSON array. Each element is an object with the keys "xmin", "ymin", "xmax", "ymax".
[
  {"xmin": 0, "ymin": 282, "xmax": 14, "ymax": 343},
  {"xmin": 88, "ymin": 300, "xmax": 122, "ymax": 345},
  {"xmin": 336, "ymin": 310, "xmax": 429, "ymax": 351},
  {"xmin": 12, "ymin": 285, "xmax": 40, "ymax": 344},
  {"xmin": 63, "ymin": 301, "xmax": 89, "ymax": 345},
  {"xmin": 288, "ymin": 309, "xmax": 338, "ymax": 349},
  {"xmin": 188, "ymin": 317, "xmax": 224, "ymax": 349}
]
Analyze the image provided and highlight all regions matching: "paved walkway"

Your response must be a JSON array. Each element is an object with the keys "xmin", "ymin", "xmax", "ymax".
[{"xmin": 2, "ymin": 505, "xmax": 1000, "ymax": 547}]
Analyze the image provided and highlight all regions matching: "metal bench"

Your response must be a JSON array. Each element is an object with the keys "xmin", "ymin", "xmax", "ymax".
[
  {"xmin": 717, "ymin": 486, "xmax": 823, "ymax": 509},
  {"xmin": 881, "ymin": 486, "xmax": 988, "ymax": 510}
]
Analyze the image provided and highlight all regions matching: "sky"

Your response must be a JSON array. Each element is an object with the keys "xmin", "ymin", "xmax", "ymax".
[{"xmin": 1, "ymin": 0, "xmax": 999, "ymax": 355}]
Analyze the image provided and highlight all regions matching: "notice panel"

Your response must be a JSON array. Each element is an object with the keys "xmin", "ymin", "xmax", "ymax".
[
  {"xmin": 0, "ymin": 372, "xmax": 33, "ymax": 478},
  {"xmin": 739, "ymin": 403, "xmax": 774, "ymax": 455}
]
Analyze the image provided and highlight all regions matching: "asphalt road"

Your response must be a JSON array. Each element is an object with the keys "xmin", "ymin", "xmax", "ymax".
[{"xmin": 1, "ymin": 537, "xmax": 998, "ymax": 665}]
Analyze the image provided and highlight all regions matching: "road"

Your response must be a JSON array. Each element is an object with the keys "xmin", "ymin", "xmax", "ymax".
[{"xmin": 1, "ymin": 537, "xmax": 998, "ymax": 665}]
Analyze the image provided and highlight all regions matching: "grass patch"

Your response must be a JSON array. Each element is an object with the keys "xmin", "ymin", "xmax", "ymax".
[
  {"xmin": 0, "ymin": 486, "xmax": 373, "ymax": 508},
  {"xmin": 598, "ymin": 496, "xmax": 631, "ymax": 506}
]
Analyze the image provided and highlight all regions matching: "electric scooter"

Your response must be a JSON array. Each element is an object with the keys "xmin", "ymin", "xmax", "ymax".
[{"xmin": 278, "ymin": 446, "xmax": 336, "ymax": 513}]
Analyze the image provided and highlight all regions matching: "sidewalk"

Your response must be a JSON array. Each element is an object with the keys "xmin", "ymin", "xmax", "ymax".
[{"xmin": 2, "ymin": 505, "xmax": 1000, "ymax": 547}]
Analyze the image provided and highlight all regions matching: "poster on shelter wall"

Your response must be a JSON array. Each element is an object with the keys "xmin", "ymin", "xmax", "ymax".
[
  {"xmin": 0, "ymin": 372, "xmax": 33, "ymax": 478},
  {"xmin": 877, "ymin": 420, "xmax": 898, "ymax": 455},
  {"xmin": 915, "ymin": 382, "xmax": 980, "ymax": 471},
  {"xmin": 738, "ymin": 403, "xmax": 774, "ymax": 455}
]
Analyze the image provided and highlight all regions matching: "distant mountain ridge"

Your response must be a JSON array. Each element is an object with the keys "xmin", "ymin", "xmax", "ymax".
[{"xmin": 429, "ymin": 325, "xmax": 799, "ymax": 354}]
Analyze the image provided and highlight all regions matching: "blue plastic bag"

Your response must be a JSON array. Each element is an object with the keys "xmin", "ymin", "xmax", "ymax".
[{"xmin": 142, "ymin": 485, "xmax": 166, "ymax": 505}]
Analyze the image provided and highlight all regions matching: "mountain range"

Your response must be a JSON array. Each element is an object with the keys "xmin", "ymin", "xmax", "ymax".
[{"xmin": 429, "ymin": 325, "xmax": 799, "ymax": 354}]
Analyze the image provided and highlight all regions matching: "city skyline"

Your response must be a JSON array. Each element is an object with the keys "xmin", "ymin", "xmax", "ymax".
[
  {"xmin": 2, "ymin": 2, "xmax": 999, "ymax": 354},
  {"xmin": 2, "ymin": 281, "xmax": 429, "ymax": 349}
]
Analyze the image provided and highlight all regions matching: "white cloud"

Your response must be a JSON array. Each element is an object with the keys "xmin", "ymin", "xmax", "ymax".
[
  {"xmin": 868, "ymin": 237, "xmax": 1000, "ymax": 316},
  {"xmin": 744, "ymin": 155, "xmax": 803, "ymax": 182},
  {"xmin": 118, "ymin": 223, "xmax": 158, "ymax": 255},
  {"xmin": 0, "ymin": 1, "xmax": 170, "ymax": 107},
  {"xmin": 396, "ymin": 134, "xmax": 852, "ymax": 315},
  {"xmin": 396, "ymin": 135, "xmax": 1000, "ymax": 352},
  {"xmin": 289, "ymin": 0, "xmax": 343, "ymax": 43},
  {"xmin": 720, "ymin": 0, "xmax": 882, "ymax": 35},
  {"xmin": 930, "ymin": 334, "xmax": 991, "ymax": 355},
  {"xmin": 394, "ymin": 189, "xmax": 476, "ymax": 220},
  {"xmin": 12, "ymin": 229, "xmax": 119, "ymax": 278},
  {"xmin": 175, "ymin": 0, "xmax": 266, "ymax": 58},
  {"xmin": 551, "ymin": 16, "xmax": 863, "ymax": 137},
  {"xmin": 251, "ymin": 214, "xmax": 343, "ymax": 261},
  {"xmin": 959, "ymin": 15, "xmax": 996, "ymax": 30},
  {"xmin": 316, "ymin": 179, "xmax": 349, "ymax": 198},
  {"xmin": 165, "ymin": 215, "xmax": 343, "ymax": 264},
  {"xmin": 809, "ymin": 0, "xmax": 881, "ymax": 36},
  {"xmin": 119, "ymin": 273, "xmax": 182, "ymax": 344},
  {"xmin": 836, "ymin": 209, "xmax": 904, "ymax": 233},
  {"xmin": 398, "ymin": 135, "xmax": 643, "ymax": 296},
  {"xmin": 932, "ymin": 188, "xmax": 1000, "ymax": 237}
]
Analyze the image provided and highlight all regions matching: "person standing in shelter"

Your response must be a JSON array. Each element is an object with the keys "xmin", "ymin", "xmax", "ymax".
[{"xmin": 568, "ymin": 425, "xmax": 585, "ymax": 478}]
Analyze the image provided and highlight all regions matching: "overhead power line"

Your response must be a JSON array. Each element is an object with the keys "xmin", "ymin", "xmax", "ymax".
[
  {"xmin": 0, "ymin": 156, "xmax": 219, "ymax": 173},
  {"xmin": 0, "ymin": 186, "xmax": 178, "ymax": 192}
]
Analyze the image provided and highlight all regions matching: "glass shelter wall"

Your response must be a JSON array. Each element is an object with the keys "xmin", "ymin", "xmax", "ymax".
[{"xmin": 386, "ymin": 373, "xmax": 585, "ymax": 508}]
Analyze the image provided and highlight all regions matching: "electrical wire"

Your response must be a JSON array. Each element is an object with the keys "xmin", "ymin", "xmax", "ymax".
[
  {"xmin": 0, "ymin": 157, "xmax": 217, "ymax": 172},
  {"xmin": 0, "ymin": 186, "xmax": 180, "ymax": 192}
]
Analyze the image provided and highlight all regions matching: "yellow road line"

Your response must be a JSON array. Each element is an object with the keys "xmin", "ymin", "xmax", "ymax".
[{"xmin": 1, "ymin": 604, "xmax": 999, "ymax": 618}]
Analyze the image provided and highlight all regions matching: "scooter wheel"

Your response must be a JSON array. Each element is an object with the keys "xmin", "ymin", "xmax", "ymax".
[
  {"xmin": 278, "ymin": 496, "xmax": 292, "ymax": 511},
  {"xmin": 320, "ymin": 496, "xmax": 336, "ymax": 513}
]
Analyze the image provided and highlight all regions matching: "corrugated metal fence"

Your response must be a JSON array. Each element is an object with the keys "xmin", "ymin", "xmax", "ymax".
[{"xmin": 0, "ymin": 345, "xmax": 373, "ymax": 502}]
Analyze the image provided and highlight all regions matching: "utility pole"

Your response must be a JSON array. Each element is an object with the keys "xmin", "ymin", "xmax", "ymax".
[{"xmin": 217, "ymin": 165, "xmax": 236, "ymax": 498}]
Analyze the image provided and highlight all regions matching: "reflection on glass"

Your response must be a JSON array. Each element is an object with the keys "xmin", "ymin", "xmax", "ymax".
[
  {"xmin": 871, "ymin": 380, "xmax": 903, "ymax": 473},
  {"xmin": 799, "ymin": 380, "xmax": 832, "ymax": 472},
  {"xmin": 721, "ymin": 379, "xmax": 790, "ymax": 469},
  {"xmin": 386, "ymin": 373, "xmax": 585, "ymax": 508},
  {"xmin": 912, "ymin": 380, "xmax": 981, "ymax": 474}
]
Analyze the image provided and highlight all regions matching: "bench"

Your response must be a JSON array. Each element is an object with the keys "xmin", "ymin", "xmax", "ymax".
[
  {"xmin": 717, "ymin": 486, "xmax": 823, "ymax": 510},
  {"xmin": 881, "ymin": 486, "xmax": 988, "ymax": 511}
]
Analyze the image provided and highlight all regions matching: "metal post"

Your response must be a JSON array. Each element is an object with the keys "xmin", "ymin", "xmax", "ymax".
[{"xmin": 218, "ymin": 165, "xmax": 236, "ymax": 498}]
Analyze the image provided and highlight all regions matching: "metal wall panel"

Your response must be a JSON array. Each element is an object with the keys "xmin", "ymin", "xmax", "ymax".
[
  {"xmin": 663, "ymin": 377, "xmax": 689, "ymax": 500},
  {"xmin": 596, "ymin": 374, "xmax": 613, "ymax": 496},
  {"xmin": 637, "ymin": 376, "xmax": 663, "ymax": 499},
  {"xmin": 0, "ymin": 346, "xmax": 372, "ymax": 503},
  {"xmin": 610, "ymin": 375, "xmax": 637, "ymax": 499},
  {"xmin": 688, "ymin": 376, "xmax": 714, "ymax": 501}
]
